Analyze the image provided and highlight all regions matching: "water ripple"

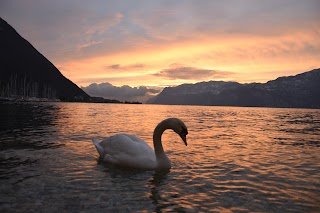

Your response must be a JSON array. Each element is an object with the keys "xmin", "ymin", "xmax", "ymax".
[{"xmin": 0, "ymin": 103, "xmax": 319, "ymax": 212}]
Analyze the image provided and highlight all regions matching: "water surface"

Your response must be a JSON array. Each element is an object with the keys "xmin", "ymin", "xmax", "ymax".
[{"xmin": 0, "ymin": 102, "xmax": 319, "ymax": 212}]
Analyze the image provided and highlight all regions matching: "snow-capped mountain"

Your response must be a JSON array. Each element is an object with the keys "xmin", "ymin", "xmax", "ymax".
[{"xmin": 147, "ymin": 68, "xmax": 320, "ymax": 108}]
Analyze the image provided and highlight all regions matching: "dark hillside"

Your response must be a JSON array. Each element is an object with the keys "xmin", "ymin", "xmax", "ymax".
[{"xmin": 0, "ymin": 17, "xmax": 89, "ymax": 101}]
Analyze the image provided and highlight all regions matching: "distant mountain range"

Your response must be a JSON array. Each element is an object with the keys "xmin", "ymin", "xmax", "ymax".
[
  {"xmin": 0, "ymin": 17, "xmax": 90, "ymax": 101},
  {"xmin": 147, "ymin": 68, "xmax": 320, "ymax": 108}
]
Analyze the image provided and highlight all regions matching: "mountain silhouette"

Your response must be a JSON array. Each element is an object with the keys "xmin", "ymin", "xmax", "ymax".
[
  {"xmin": 148, "ymin": 68, "xmax": 320, "ymax": 108},
  {"xmin": 0, "ymin": 17, "xmax": 90, "ymax": 101}
]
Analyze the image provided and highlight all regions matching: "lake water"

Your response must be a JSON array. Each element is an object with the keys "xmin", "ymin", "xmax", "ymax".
[{"xmin": 0, "ymin": 102, "xmax": 319, "ymax": 212}]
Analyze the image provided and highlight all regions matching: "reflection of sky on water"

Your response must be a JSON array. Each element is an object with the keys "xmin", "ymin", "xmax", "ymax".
[{"xmin": 0, "ymin": 102, "xmax": 319, "ymax": 212}]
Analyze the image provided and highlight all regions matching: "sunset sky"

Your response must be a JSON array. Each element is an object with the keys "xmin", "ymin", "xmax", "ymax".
[{"xmin": 0, "ymin": 0, "xmax": 319, "ymax": 101}]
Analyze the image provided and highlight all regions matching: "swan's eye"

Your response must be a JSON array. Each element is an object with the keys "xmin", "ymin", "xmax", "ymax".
[{"xmin": 180, "ymin": 128, "xmax": 188, "ymax": 135}]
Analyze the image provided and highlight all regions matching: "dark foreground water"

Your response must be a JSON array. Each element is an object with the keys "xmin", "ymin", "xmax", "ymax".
[{"xmin": 0, "ymin": 102, "xmax": 319, "ymax": 212}]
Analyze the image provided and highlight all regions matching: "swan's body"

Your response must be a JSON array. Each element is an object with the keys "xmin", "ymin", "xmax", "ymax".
[
  {"xmin": 92, "ymin": 118, "xmax": 188, "ymax": 170},
  {"xmin": 92, "ymin": 134, "xmax": 157, "ymax": 169}
]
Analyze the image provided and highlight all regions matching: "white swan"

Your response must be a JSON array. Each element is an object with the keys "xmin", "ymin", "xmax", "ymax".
[{"xmin": 92, "ymin": 118, "xmax": 188, "ymax": 170}]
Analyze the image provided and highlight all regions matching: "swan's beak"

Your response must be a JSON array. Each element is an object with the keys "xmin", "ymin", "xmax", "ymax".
[{"xmin": 180, "ymin": 133, "xmax": 187, "ymax": 146}]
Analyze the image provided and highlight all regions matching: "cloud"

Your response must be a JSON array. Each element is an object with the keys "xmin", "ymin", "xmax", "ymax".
[
  {"xmin": 79, "ymin": 12, "xmax": 124, "ymax": 50},
  {"xmin": 130, "ymin": 0, "xmax": 320, "ymax": 41},
  {"xmin": 81, "ymin": 82, "xmax": 162, "ymax": 103},
  {"xmin": 153, "ymin": 64, "xmax": 233, "ymax": 80},
  {"xmin": 107, "ymin": 63, "xmax": 146, "ymax": 70}
]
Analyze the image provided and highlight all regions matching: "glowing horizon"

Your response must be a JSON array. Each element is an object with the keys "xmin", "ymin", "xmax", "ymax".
[{"xmin": 60, "ymin": 31, "xmax": 319, "ymax": 87}]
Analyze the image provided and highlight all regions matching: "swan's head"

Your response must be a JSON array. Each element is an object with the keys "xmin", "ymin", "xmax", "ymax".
[{"xmin": 165, "ymin": 118, "xmax": 188, "ymax": 146}]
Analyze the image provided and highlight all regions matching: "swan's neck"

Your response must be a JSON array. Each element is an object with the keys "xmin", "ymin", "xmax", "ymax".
[{"xmin": 153, "ymin": 123, "xmax": 171, "ymax": 169}]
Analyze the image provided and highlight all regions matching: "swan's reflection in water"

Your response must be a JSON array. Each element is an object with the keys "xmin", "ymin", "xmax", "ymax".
[
  {"xmin": 149, "ymin": 169, "xmax": 191, "ymax": 212},
  {"xmin": 149, "ymin": 169, "xmax": 170, "ymax": 211},
  {"xmin": 101, "ymin": 164, "xmax": 175, "ymax": 212}
]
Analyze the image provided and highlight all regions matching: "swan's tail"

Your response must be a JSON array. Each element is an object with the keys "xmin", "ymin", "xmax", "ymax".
[{"xmin": 92, "ymin": 138, "xmax": 104, "ymax": 157}]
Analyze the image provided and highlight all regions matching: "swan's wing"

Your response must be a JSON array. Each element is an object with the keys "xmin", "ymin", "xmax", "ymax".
[
  {"xmin": 98, "ymin": 134, "xmax": 156, "ymax": 169},
  {"xmin": 122, "ymin": 134, "xmax": 149, "ymax": 145}
]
